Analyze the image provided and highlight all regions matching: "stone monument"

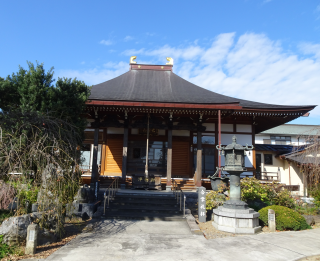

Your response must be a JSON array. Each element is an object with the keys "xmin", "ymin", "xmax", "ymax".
[{"xmin": 212, "ymin": 136, "xmax": 261, "ymax": 234}]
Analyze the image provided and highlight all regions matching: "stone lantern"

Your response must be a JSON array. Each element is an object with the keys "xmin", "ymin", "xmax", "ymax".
[{"xmin": 212, "ymin": 136, "xmax": 261, "ymax": 234}]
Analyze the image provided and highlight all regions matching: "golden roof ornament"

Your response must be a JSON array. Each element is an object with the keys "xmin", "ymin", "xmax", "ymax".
[
  {"xmin": 166, "ymin": 57, "xmax": 173, "ymax": 65},
  {"xmin": 130, "ymin": 56, "xmax": 137, "ymax": 64}
]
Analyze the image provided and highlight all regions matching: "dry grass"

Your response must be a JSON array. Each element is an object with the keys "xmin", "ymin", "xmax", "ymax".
[{"xmin": 1, "ymin": 218, "xmax": 90, "ymax": 261}]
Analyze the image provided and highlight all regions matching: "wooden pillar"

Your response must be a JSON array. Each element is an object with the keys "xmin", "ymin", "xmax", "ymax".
[
  {"xmin": 100, "ymin": 128, "xmax": 107, "ymax": 176},
  {"xmin": 196, "ymin": 131, "xmax": 202, "ymax": 187},
  {"xmin": 121, "ymin": 125, "xmax": 128, "ymax": 189},
  {"xmin": 252, "ymin": 124, "xmax": 256, "ymax": 178},
  {"xmin": 218, "ymin": 110, "xmax": 221, "ymax": 177},
  {"xmin": 91, "ymin": 123, "xmax": 99, "ymax": 194},
  {"xmin": 166, "ymin": 129, "xmax": 172, "ymax": 191}
]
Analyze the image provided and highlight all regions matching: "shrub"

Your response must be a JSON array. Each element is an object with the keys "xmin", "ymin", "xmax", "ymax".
[
  {"xmin": 0, "ymin": 182, "xmax": 16, "ymax": 209},
  {"xmin": 309, "ymin": 184, "xmax": 320, "ymax": 208},
  {"xmin": 241, "ymin": 177, "xmax": 296, "ymax": 210},
  {"xmin": 273, "ymin": 190, "xmax": 295, "ymax": 209},
  {"xmin": 241, "ymin": 177, "xmax": 279, "ymax": 205},
  {"xmin": 258, "ymin": 205, "xmax": 311, "ymax": 231},
  {"xmin": 206, "ymin": 183, "xmax": 228, "ymax": 210}
]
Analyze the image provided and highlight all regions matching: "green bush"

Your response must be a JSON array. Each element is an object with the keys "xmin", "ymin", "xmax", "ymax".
[
  {"xmin": 309, "ymin": 184, "xmax": 320, "ymax": 208},
  {"xmin": 258, "ymin": 205, "xmax": 311, "ymax": 231},
  {"xmin": 273, "ymin": 190, "xmax": 295, "ymax": 209},
  {"xmin": 241, "ymin": 177, "xmax": 296, "ymax": 210},
  {"xmin": 241, "ymin": 177, "xmax": 279, "ymax": 205},
  {"xmin": 206, "ymin": 183, "xmax": 229, "ymax": 210},
  {"xmin": 0, "ymin": 210, "xmax": 13, "ymax": 225},
  {"xmin": 0, "ymin": 235, "xmax": 14, "ymax": 259}
]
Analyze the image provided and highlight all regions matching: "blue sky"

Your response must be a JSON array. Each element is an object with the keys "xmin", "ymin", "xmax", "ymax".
[{"xmin": 1, "ymin": 0, "xmax": 320, "ymax": 125}]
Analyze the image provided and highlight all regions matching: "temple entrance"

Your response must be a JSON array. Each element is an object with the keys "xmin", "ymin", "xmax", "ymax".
[{"xmin": 127, "ymin": 140, "xmax": 168, "ymax": 177}]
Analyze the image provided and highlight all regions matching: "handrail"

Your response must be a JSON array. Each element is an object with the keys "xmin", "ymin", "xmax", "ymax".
[
  {"xmin": 103, "ymin": 177, "xmax": 120, "ymax": 216},
  {"xmin": 171, "ymin": 178, "xmax": 186, "ymax": 218}
]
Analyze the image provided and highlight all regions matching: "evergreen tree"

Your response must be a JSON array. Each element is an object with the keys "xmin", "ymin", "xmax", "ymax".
[{"xmin": 0, "ymin": 61, "xmax": 90, "ymax": 135}]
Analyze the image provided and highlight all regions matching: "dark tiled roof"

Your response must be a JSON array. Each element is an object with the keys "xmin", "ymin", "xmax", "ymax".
[
  {"xmin": 255, "ymin": 144, "xmax": 294, "ymax": 153},
  {"xmin": 89, "ymin": 69, "xmax": 314, "ymax": 110}
]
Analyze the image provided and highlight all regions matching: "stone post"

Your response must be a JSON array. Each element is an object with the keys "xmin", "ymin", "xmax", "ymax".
[
  {"xmin": 166, "ymin": 129, "xmax": 172, "ymax": 191},
  {"xmin": 25, "ymin": 224, "xmax": 38, "ymax": 255},
  {"xmin": 198, "ymin": 186, "xmax": 206, "ymax": 223},
  {"xmin": 268, "ymin": 209, "xmax": 276, "ymax": 232}
]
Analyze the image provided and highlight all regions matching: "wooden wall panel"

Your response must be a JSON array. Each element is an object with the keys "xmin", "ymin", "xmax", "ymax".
[
  {"xmin": 104, "ymin": 138, "xmax": 123, "ymax": 176},
  {"xmin": 172, "ymin": 140, "xmax": 189, "ymax": 176}
]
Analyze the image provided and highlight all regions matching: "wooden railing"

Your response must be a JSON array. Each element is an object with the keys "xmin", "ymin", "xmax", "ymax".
[{"xmin": 256, "ymin": 171, "xmax": 280, "ymax": 182}]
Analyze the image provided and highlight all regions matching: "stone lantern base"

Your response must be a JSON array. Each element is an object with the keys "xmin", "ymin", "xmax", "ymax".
[{"xmin": 212, "ymin": 206, "xmax": 261, "ymax": 234}]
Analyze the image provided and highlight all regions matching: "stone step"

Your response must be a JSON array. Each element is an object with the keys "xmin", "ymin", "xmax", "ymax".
[
  {"xmin": 109, "ymin": 201, "xmax": 179, "ymax": 207},
  {"xmin": 105, "ymin": 205, "xmax": 182, "ymax": 213},
  {"xmin": 101, "ymin": 212, "xmax": 185, "ymax": 221}
]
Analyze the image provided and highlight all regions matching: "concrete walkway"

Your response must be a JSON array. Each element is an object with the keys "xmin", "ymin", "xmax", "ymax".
[{"xmin": 46, "ymin": 220, "xmax": 320, "ymax": 261}]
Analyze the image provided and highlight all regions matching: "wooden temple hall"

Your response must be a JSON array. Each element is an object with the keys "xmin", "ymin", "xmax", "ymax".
[{"xmin": 81, "ymin": 56, "xmax": 315, "ymax": 191}]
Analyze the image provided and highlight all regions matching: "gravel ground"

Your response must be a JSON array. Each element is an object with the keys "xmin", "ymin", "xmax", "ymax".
[{"xmin": 197, "ymin": 219, "xmax": 320, "ymax": 240}]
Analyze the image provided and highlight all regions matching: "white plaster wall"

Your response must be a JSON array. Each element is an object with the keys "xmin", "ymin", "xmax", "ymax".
[
  {"xmin": 245, "ymin": 151, "xmax": 253, "ymax": 168},
  {"xmin": 221, "ymin": 134, "xmax": 252, "ymax": 145},
  {"xmin": 107, "ymin": 128, "xmax": 124, "ymax": 134},
  {"xmin": 257, "ymin": 151, "xmax": 305, "ymax": 196},
  {"xmin": 203, "ymin": 123, "xmax": 215, "ymax": 132},
  {"xmin": 236, "ymin": 124, "xmax": 252, "ymax": 133},
  {"xmin": 282, "ymin": 161, "xmax": 305, "ymax": 196},
  {"xmin": 172, "ymin": 130, "xmax": 190, "ymax": 136},
  {"xmin": 255, "ymin": 135, "xmax": 270, "ymax": 144},
  {"xmin": 221, "ymin": 124, "xmax": 233, "ymax": 132}
]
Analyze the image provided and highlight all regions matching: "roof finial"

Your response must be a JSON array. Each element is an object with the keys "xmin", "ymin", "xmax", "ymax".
[
  {"xmin": 166, "ymin": 57, "xmax": 173, "ymax": 65},
  {"xmin": 130, "ymin": 56, "xmax": 137, "ymax": 64}
]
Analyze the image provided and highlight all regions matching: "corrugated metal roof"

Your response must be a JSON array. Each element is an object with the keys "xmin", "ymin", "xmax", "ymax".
[
  {"xmin": 89, "ymin": 69, "xmax": 315, "ymax": 110},
  {"xmin": 260, "ymin": 124, "xmax": 320, "ymax": 136},
  {"xmin": 255, "ymin": 144, "xmax": 294, "ymax": 153}
]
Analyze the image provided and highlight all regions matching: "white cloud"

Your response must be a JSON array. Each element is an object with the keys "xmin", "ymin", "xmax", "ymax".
[
  {"xmin": 57, "ymin": 62, "xmax": 128, "ymax": 86},
  {"xmin": 299, "ymin": 42, "xmax": 320, "ymax": 60},
  {"xmin": 99, "ymin": 40, "xmax": 113, "ymax": 46},
  {"xmin": 124, "ymin": 36, "xmax": 133, "ymax": 41},
  {"xmin": 60, "ymin": 33, "xmax": 320, "ymax": 119}
]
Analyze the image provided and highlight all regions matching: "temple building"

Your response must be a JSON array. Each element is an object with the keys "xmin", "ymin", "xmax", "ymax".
[{"xmin": 80, "ymin": 57, "xmax": 315, "ymax": 191}]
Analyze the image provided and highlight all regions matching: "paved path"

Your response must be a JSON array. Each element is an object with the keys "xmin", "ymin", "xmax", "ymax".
[{"xmin": 46, "ymin": 220, "xmax": 320, "ymax": 261}]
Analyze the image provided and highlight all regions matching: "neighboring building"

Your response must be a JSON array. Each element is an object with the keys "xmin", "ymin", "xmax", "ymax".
[
  {"xmin": 80, "ymin": 57, "xmax": 316, "ymax": 191},
  {"xmin": 255, "ymin": 124, "xmax": 320, "ymax": 196},
  {"xmin": 255, "ymin": 124, "xmax": 319, "ymax": 146}
]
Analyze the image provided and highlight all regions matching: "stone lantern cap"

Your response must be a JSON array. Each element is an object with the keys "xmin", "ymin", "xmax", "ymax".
[
  {"xmin": 217, "ymin": 136, "xmax": 254, "ymax": 173},
  {"xmin": 217, "ymin": 136, "xmax": 254, "ymax": 152}
]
